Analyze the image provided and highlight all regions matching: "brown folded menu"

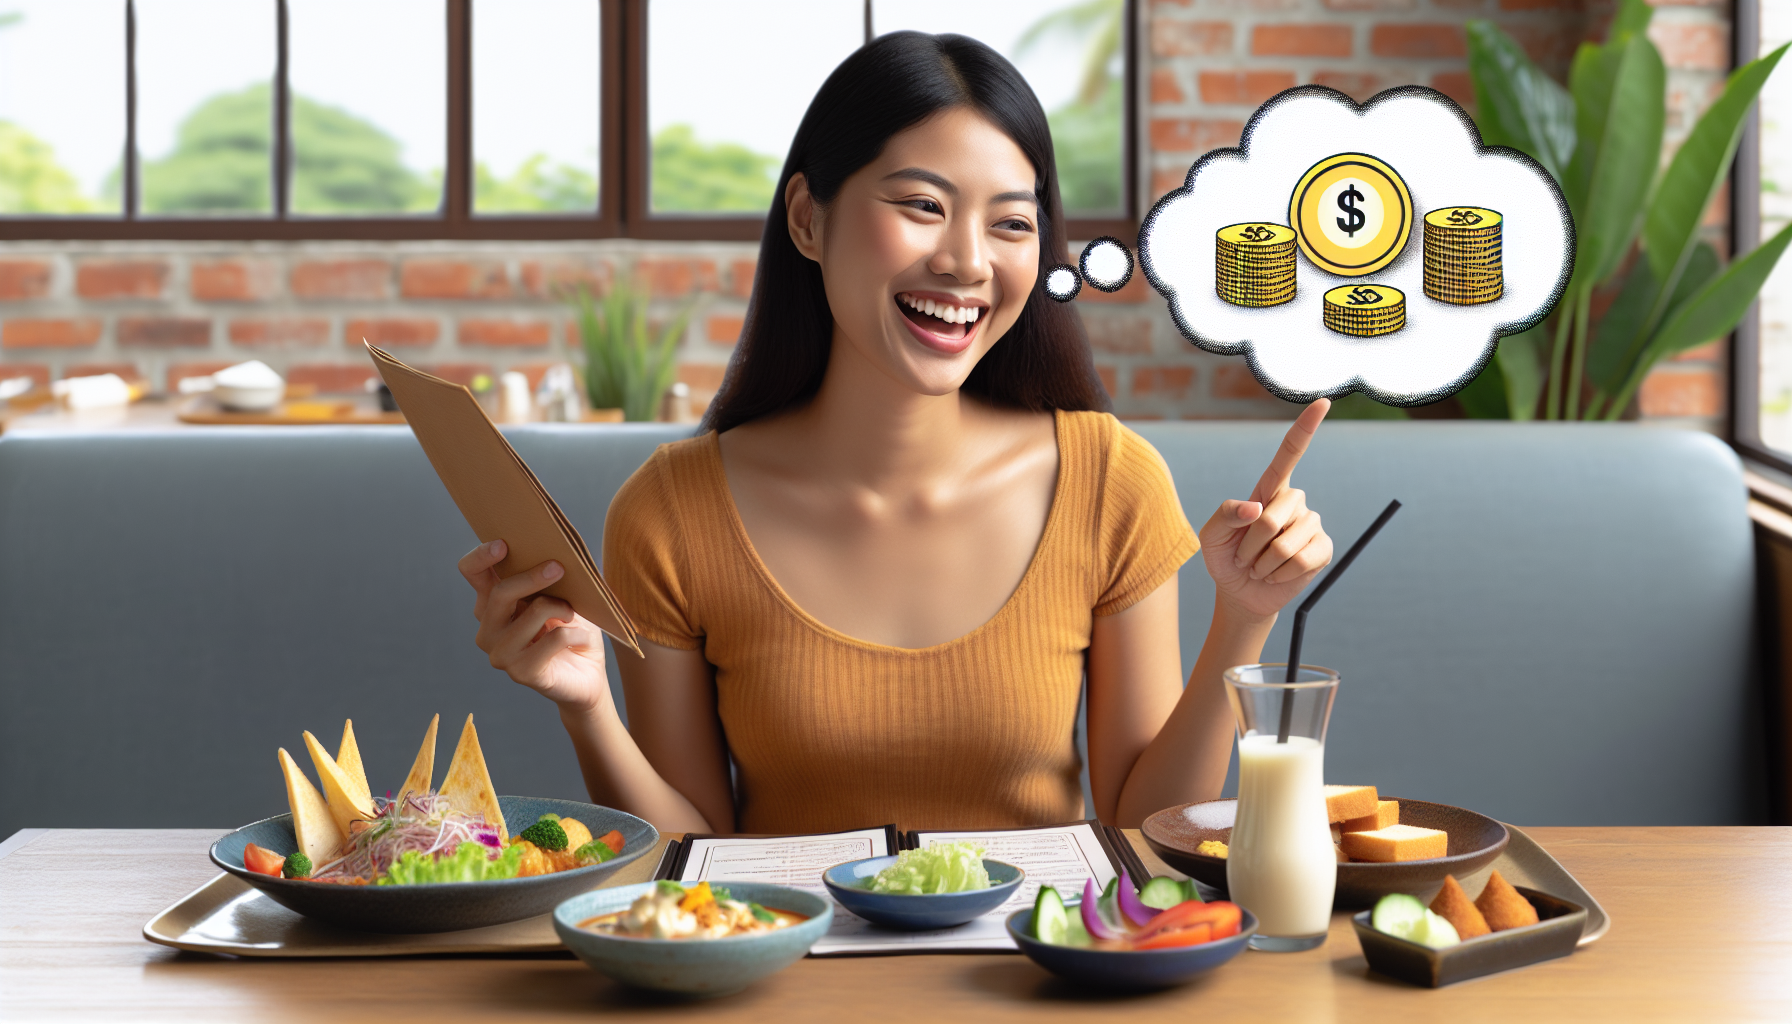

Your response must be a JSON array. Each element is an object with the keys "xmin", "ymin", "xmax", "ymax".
[{"xmin": 368, "ymin": 343, "xmax": 641, "ymax": 655}]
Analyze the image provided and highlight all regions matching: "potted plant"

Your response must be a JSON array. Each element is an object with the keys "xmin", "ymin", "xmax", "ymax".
[
  {"xmin": 1370, "ymin": 0, "xmax": 1790, "ymax": 420},
  {"xmin": 564, "ymin": 275, "xmax": 695, "ymax": 423}
]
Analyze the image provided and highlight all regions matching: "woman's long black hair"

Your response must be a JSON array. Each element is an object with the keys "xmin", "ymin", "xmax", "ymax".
[{"xmin": 700, "ymin": 31, "xmax": 1111, "ymax": 433}]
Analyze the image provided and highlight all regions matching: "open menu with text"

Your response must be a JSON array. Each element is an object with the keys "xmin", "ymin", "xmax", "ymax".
[{"xmin": 664, "ymin": 821, "xmax": 1129, "ymax": 954}]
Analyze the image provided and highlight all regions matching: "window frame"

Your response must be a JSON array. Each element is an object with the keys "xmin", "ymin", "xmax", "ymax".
[
  {"xmin": 0, "ymin": 0, "xmax": 1137, "ymax": 242},
  {"xmin": 1731, "ymin": 0, "xmax": 1786, "ymax": 471}
]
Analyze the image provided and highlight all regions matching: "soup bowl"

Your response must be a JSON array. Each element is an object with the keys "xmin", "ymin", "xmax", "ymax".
[{"xmin": 554, "ymin": 882, "xmax": 832, "ymax": 995}]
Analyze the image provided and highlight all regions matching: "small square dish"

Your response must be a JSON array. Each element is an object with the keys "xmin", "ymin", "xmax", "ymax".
[{"xmin": 1351, "ymin": 886, "xmax": 1587, "ymax": 987}]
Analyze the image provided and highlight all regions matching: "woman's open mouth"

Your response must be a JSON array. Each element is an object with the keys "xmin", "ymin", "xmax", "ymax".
[{"xmin": 896, "ymin": 292, "xmax": 985, "ymax": 354}]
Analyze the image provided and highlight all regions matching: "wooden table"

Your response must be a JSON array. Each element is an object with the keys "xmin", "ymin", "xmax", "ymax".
[{"xmin": 2, "ymin": 827, "xmax": 1788, "ymax": 1023}]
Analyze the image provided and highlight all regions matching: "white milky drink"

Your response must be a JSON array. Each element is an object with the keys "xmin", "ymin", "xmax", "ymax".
[{"xmin": 1226, "ymin": 733, "xmax": 1336, "ymax": 939}]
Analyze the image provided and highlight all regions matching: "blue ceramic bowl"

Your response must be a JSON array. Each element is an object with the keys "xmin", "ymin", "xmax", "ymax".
[
  {"xmin": 822, "ymin": 856, "xmax": 1024, "ymax": 930},
  {"xmin": 1005, "ymin": 902, "xmax": 1258, "ymax": 990},
  {"xmin": 554, "ymin": 882, "xmax": 832, "ymax": 995},
  {"xmin": 209, "ymin": 796, "xmax": 658, "ymax": 934}
]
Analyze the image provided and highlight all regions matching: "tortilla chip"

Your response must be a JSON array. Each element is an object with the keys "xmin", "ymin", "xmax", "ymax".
[
  {"xmin": 303, "ymin": 730, "xmax": 375, "ymax": 837},
  {"xmin": 439, "ymin": 714, "xmax": 506, "ymax": 843},
  {"xmin": 336, "ymin": 719, "xmax": 371, "ymax": 809},
  {"xmin": 397, "ymin": 714, "xmax": 439, "ymax": 808},
  {"xmin": 279, "ymin": 747, "xmax": 345, "ymax": 866}
]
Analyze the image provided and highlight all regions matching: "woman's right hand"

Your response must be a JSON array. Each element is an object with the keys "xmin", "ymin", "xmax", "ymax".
[{"xmin": 458, "ymin": 539, "xmax": 611, "ymax": 712}]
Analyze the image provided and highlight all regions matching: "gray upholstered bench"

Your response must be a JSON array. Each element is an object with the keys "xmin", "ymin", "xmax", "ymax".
[{"xmin": 0, "ymin": 421, "xmax": 1759, "ymax": 838}]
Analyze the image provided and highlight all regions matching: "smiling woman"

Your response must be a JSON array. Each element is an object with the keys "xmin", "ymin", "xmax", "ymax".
[{"xmin": 459, "ymin": 31, "xmax": 1336, "ymax": 836}]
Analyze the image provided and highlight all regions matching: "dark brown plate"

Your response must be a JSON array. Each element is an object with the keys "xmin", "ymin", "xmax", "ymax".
[
  {"xmin": 1140, "ymin": 797, "xmax": 1509, "ymax": 909},
  {"xmin": 1351, "ymin": 885, "xmax": 1587, "ymax": 987}
]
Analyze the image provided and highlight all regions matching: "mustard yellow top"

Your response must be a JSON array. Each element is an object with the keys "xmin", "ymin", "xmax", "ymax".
[{"xmin": 602, "ymin": 410, "xmax": 1199, "ymax": 832}]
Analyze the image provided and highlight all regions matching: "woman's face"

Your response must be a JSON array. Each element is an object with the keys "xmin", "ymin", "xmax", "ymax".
[{"xmin": 788, "ymin": 106, "xmax": 1042, "ymax": 397}]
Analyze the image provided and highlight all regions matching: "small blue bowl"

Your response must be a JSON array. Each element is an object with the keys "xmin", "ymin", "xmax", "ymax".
[
  {"xmin": 1005, "ymin": 902, "xmax": 1258, "ymax": 990},
  {"xmin": 822, "ymin": 856, "xmax": 1024, "ymax": 930},
  {"xmin": 554, "ymin": 882, "xmax": 832, "ymax": 995}
]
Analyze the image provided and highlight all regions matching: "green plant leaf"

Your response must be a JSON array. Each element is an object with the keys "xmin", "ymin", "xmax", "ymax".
[
  {"xmin": 1648, "ymin": 222, "xmax": 1792, "ymax": 359},
  {"xmin": 1643, "ymin": 44, "xmax": 1787, "ymax": 288},
  {"xmin": 1466, "ymin": 21, "xmax": 1575, "ymax": 183},
  {"xmin": 1607, "ymin": 0, "xmax": 1653, "ymax": 45},
  {"xmin": 1498, "ymin": 325, "xmax": 1546, "ymax": 420},
  {"xmin": 1327, "ymin": 393, "xmax": 1409, "ymax": 420},
  {"xmin": 1569, "ymin": 33, "xmax": 1665, "ymax": 288},
  {"xmin": 1563, "ymin": 0, "xmax": 1653, "ymax": 217},
  {"xmin": 1456, "ymin": 354, "xmax": 1509, "ymax": 419},
  {"xmin": 1588, "ymin": 244, "xmax": 1718, "ymax": 393}
]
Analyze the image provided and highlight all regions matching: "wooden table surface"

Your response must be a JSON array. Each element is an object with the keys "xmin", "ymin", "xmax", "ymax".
[{"xmin": 2, "ymin": 826, "xmax": 1789, "ymax": 1023}]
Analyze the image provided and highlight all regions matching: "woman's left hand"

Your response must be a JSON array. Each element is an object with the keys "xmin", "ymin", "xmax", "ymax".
[{"xmin": 1198, "ymin": 399, "xmax": 1334, "ymax": 620}]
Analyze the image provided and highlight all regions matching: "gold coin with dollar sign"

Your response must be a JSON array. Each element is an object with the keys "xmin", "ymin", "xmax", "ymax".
[
  {"xmin": 1323, "ymin": 283, "xmax": 1406, "ymax": 337},
  {"xmin": 1289, "ymin": 154, "xmax": 1413, "ymax": 277},
  {"xmin": 1215, "ymin": 222, "xmax": 1298, "ymax": 307},
  {"xmin": 1423, "ymin": 206, "xmax": 1504, "ymax": 305}
]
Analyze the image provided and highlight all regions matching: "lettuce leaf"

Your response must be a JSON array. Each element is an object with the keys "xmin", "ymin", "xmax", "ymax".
[
  {"xmin": 377, "ymin": 841, "xmax": 524, "ymax": 886},
  {"xmin": 865, "ymin": 842, "xmax": 990, "ymax": 894}
]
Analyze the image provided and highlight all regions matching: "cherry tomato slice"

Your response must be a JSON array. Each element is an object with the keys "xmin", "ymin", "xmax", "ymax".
[
  {"xmin": 1132, "ymin": 922, "xmax": 1213, "ymax": 950},
  {"xmin": 243, "ymin": 843, "xmax": 286, "ymax": 877},
  {"xmin": 1133, "ymin": 899, "xmax": 1242, "ymax": 943}
]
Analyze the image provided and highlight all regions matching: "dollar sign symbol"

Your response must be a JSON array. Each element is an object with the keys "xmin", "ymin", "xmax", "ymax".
[
  {"xmin": 1336, "ymin": 184, "xmax": 1366, "ymax": 237},
  {"xmin": 1242, "ymin": 225, "xmax": 1271, "ymax": 242},
  {"xmin": 1447, "ymin": 208, "xmax": 1481, "ymax": 226},
  {"xmin": 1346, "ymin": 286, "xmax": 1381, "ymax": 305}
]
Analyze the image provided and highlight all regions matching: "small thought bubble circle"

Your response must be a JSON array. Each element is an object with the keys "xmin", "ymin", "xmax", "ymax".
[
  {"xmin": 1080, "ymin": 237, "xmax": 1134, "ymax": 292},
  {"xmin": 1043, "ymin": 264, "xmax": 1082, "ymax": 302}
]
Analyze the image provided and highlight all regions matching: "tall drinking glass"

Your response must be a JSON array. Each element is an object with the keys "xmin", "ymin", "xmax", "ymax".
[{"xmin": 1224, "ymin": 664, "xmax": 1339, "ymax": 952}]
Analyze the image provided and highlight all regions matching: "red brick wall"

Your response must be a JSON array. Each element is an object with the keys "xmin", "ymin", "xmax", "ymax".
[{"xmin": 0, "ymin": 0, "xmax": 1737, "ymax": 427}]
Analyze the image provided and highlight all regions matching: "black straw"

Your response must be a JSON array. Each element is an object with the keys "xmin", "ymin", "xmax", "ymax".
[{"xmin": 1276, "ymin": 499, "xmax": 1402, "ymax": 743}]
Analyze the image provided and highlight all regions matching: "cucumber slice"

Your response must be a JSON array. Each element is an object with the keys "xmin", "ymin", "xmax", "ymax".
[
  {"xmin": 1139, "ymin": 876, "xmax": 1188, "ymax": 910},
  {"xmin": 1411, "ymin": 910, "xmax": 1462, "ymax": 949},
  {"xmin": 1370, "ymin": 893, "xmax": 1428, "ymax": 940},
  {"xmin": 1032, "ymin": 885, "xmax": 1070, "ymax": 945},
  {"xmin": 1065, "ymin": 913, "xmax": 1093, "ymax": 948},
  {"xmin": 1182, "ymin": 879, "xmax": 1203, "ymax": 904}
]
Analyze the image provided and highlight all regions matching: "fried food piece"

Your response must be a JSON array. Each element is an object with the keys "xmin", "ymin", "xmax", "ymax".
[
  {"xmin": 559, "ymin": 817, "xmax": 594, "ymax": 852},
  {"xmin": 1429, "ymin": 875, "xmax": 1491, "ymax": 939},
  {"xmin": 1324, "ymin": 785, "xmax": 1379, "ymax": 823},
  {"xmin": 1474, "ymin": 870, "xmax": 1539, "ymax": 931},
  {"xmin": 514, "ymin": 839, "xmax": 551, "ymax": 878},
  {"xmin": 1340, "ymin": 823, "xmax": 1448, "ymax": 863},
  {"xmin": 1340, "ymin": 800, "xmax": 1399, "ymax": 834}
]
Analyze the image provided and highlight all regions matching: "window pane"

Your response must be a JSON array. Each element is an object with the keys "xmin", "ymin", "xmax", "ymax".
[
  {"xmin": 872, "ymin": 0, "xmax": 1125, "ymax": 217},
  {"xmin": 136, "ymin": 0, "xmax": 276, "ymax": 216},
  {"xmin": 289, "ymin": 0, "xmax": 444, "ymax": 216},
  {"xmin": 647, "ymin": 0, "xmax": 861, "ymax": 214},
  {"xmin": 0, "ymin": 1, "xmax": 125, "ymax": 215},
  {"xmin": 474, "ymin": 0, "xmax": 599, "ymax": 215},
  {"xmin": 1760, "ymin": 3, "xmax": 1792, "ymax": 452}
]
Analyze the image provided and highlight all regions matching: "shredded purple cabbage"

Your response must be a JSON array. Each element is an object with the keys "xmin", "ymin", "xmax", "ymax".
[{"xmin": 312, "ymin": 791, "xmax": 500, "ymax": 881}]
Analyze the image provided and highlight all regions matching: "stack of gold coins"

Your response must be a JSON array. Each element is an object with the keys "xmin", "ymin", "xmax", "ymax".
[
  {"xmin": 1322, "ymin": 284, "xmax": 1406, "ymax": 337},
  {"xmin": 1215, "ymin": 222, "xmax": 1298, "ymax": 307},
  {"xmin": 1423, "ymin": 207, "xmax": 1503, "ymax": 305}
]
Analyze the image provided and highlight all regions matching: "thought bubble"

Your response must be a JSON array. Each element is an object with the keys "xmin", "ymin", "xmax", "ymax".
[{"xmin": 1138, "ymin": 86, "xmax": 1573, "ymax": 406}]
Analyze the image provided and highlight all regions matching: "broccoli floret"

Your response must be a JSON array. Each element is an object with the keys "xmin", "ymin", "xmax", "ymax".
[
  {"xmin": 283, "ymin": 852, "xmax": 313, "ymax": 879},
  {"xmin": 517, "ymin": 818, "xmax": 569, "ymax": 851},
  {"xmin": 574, "ymin": 839, "xmax": 617, "ymax": 865}
]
